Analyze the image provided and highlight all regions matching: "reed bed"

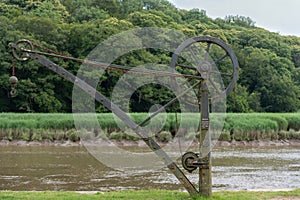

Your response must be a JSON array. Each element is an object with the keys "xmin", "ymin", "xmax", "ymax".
[{"xmin": 0, "ymin": 113, "xmax": 299, "ymax": 142}]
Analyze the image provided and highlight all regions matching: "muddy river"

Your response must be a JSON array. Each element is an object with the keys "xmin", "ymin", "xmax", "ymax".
[{"xmin": 0, "ymin": 145, "xmax": 299, "ymax": 191}]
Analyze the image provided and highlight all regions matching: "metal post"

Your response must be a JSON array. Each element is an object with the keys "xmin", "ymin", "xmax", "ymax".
[{"xmin": 198, "ymin": 80, "xmax": 212, "ymax": 197}]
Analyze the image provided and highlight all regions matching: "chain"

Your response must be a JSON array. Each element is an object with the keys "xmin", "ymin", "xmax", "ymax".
[
  {"xmin": 30, "ymin": 41, "xmax": 69, "ymax": 57},
  {"xmin": 11, "ymin": 53, "xmax": 15, "ymax": 76}
]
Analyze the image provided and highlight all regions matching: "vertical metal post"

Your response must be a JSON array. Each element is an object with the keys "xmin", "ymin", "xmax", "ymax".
[{"xmin": 198, "ymin": 81, "xmax": 212, "ymax": 197}]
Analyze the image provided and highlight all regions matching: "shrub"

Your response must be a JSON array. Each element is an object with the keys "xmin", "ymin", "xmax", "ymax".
[
  {"xmin": 109, "ymin": 131, "xmax": 124, "ymax": 140},
  {"xmin": 0, "ymin": 113, "xmax": 300, "ymax": 142},
  {"xmin": 31, "ymin": 132, "xmax": 42, "ymax": 141},
  {"xmin": 155, "ymin": 131, "xmax": 172, "ymax": 142},
  {"xmin": 218, "ymin": 130, "xmax": 231, "ymax": 142}
]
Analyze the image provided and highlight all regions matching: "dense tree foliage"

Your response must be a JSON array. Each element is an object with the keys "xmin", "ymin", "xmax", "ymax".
[{"xmin": 0, "ymin": 0, "xmax": 299, "ymax": 113}]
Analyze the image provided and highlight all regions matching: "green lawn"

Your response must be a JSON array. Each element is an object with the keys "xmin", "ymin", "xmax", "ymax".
[{"xmin": 0, "ymin": 189, "xmax": 299, "ymax": 200}]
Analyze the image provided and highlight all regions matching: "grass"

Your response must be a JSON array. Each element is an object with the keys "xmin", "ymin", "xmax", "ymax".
[
  {"xmin": 0, "ymin": 113, "xmax": 300, "ymax": 142},
  {"xmin": 0, "ymin": 189, "xmax": 299, "ymax": 200}
]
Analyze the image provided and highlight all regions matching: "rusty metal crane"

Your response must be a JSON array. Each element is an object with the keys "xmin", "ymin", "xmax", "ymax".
[{"xmin": 8, "ymin": 35, "xmax": 238, "ymax": 197}]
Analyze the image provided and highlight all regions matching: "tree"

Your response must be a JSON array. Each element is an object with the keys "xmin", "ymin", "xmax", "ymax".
[
  {"xmin": 25, "ymin": 0, "xmax": 70, "ymax": 22},
  {"xmin": 119, "ymin": 0, "xmax": 143, "ymax": 18},
  {"xmin": 0, "ymin": 2, "xmax": 22, "ymax": 18},
  {"xmin": 142, "ymin": 0, "xmax": 176, "ymax": 11},
  {"xmin": 260, "ymin": 76, "xmax": 300, "ymax": 112},
  {"xmin": 92, "ymin": 0, "xmax": 120, "ymax": 17},
  {"xmin": 291, "ymin": 45, "xmax": 300, "ymax": 68},
  {"xmin": 128, "ymin": 11, "xmax": 166, "ymax": 27},
  {"xmin": 227, "ymin": 84, "xmax": 250, "ymax": 113},
  {"xmin": 224, "ymin": 15, "xmax": 255, "ymax": 27},
  {"xmin": 182, "ymin": 8, "xmax": 210, "ymax": 24}
]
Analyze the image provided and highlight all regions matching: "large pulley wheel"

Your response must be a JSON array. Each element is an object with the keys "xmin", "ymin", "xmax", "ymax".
[
  {"xmin": 170, "ymin": 36, "xmax": 239, "ymax": 100},
  {"xmin": 12, "ymin": 39, "xmax": 33, "ymax": 61}
]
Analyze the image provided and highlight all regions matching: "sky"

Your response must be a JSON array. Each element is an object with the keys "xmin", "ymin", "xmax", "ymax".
[{"xmin": 168, "ymin": 0, "xmax": 300, "ymax": 37}]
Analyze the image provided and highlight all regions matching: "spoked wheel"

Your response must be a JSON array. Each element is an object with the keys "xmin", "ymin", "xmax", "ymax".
[
  {"xmin": 170, "ymin": 36, "xmax": 239, "ymax": 101},
  {"xmin": 12, "ymin": 39, "xmax": 33, "ymax": 61}
]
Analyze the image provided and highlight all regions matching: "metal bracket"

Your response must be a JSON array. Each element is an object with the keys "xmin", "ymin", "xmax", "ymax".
[{"xmin": 201, "ymin": 118, "xmax": 210, "ymax": 130}]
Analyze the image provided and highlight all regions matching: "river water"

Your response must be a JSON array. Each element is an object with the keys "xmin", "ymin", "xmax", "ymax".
[{"xmin": 0, "ymin": 145, "xmax": 299, "ymax": 191}]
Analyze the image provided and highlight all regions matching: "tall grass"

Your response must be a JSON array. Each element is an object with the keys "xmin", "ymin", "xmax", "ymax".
[{"xmin": 0, "ymin": 113, "xmax": 299, "ymax": 142}]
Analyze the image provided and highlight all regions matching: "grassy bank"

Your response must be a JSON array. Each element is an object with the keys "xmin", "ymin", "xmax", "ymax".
[
  {"xmin": 0, "ymin": 113, "xmax": 299, "ymax": 142},
  {"xmin": 0, "ymin": 189, "xmax": 299, "ymax": 200}
]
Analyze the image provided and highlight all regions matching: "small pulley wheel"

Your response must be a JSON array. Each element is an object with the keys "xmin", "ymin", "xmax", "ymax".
[
  {"xmin": 12, "ymin": 39, "xmax": 33, "ymax": 61},
  {"xmin": 182, "ymin": 152, "xmax": 198, "ymax": 173},
  {"xmin": 170, "ymin": 36, "xmax": 239, "ymax": 101}
]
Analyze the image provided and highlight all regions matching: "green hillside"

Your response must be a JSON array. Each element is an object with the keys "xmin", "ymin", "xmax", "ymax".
[{"xmin": 0, "ymin": 0, "xmax": 299, "ymax": 113}]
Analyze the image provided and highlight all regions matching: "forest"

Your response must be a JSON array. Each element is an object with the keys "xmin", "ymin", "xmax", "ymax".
[{"xmin": 0, "ymin": 0, "xmax": 299, "ymax": 113}]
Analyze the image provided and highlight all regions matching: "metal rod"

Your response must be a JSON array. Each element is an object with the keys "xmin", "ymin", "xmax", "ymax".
[{"xmin": 214, "ymin": 53, "xmax": 228, "ymax": 65}]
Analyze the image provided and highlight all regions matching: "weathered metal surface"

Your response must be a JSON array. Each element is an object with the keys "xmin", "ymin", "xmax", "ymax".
[
  {"xmin": 181, "ymin": 152, "xmax": 199, "ymax": 173},
  {"xmin": 10, "ymin": 39, "xmax": 33, "ymax": 61},
  {"xmin": 201, "ymin": 118, "xmax": 210, "ymax": 130},
  {"xmin": 199, "ymin": 81, "xmax": 212, "ymax": 197}
]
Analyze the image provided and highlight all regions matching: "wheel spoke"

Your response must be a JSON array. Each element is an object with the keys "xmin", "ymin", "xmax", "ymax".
[
  {"xmin": 188, "ymin": 47, "xmax": 201, "ymax": 66},
  {"xmin": 206, "ymin": 42, "xmax": 211, "ymax": 52},
  {"xmin": 205, "ymin": 42, "xmax": 211, "ymax": 61},
  {"xmin": 24, "ymin": 43, "xmax": 29, "ymax": 48},
  {"xmin": 209, "ymin": 70, "xmax": 232, "ymax": 77},
  {"xmin": 214, "ymin": 53, "xmax": 228, "ymax": 65},
  {"xmin": 177, "ymin": 64, "xmax": 196, "ymax": 70},
  {"xmin": 208, "ymin": 78, "xmax": 221, "ymax": 94}
]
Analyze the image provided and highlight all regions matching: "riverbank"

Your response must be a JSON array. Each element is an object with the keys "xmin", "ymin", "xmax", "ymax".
[
  {"xmin": 0, "ymin": 138, "xmax": 299, "ymax": 147},
  {"xmin": 0, "ymin": 189, "xmax": 299, "ymax": 200},
  {"xmin": 1, "ymin": 113, "xmax": 300, "ymax": 144}
]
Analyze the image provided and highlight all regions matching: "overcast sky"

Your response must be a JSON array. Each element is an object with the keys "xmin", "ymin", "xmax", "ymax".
[{"xmin": 168, "ymin": 0, "xmax": 300, "ymax": 37}]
